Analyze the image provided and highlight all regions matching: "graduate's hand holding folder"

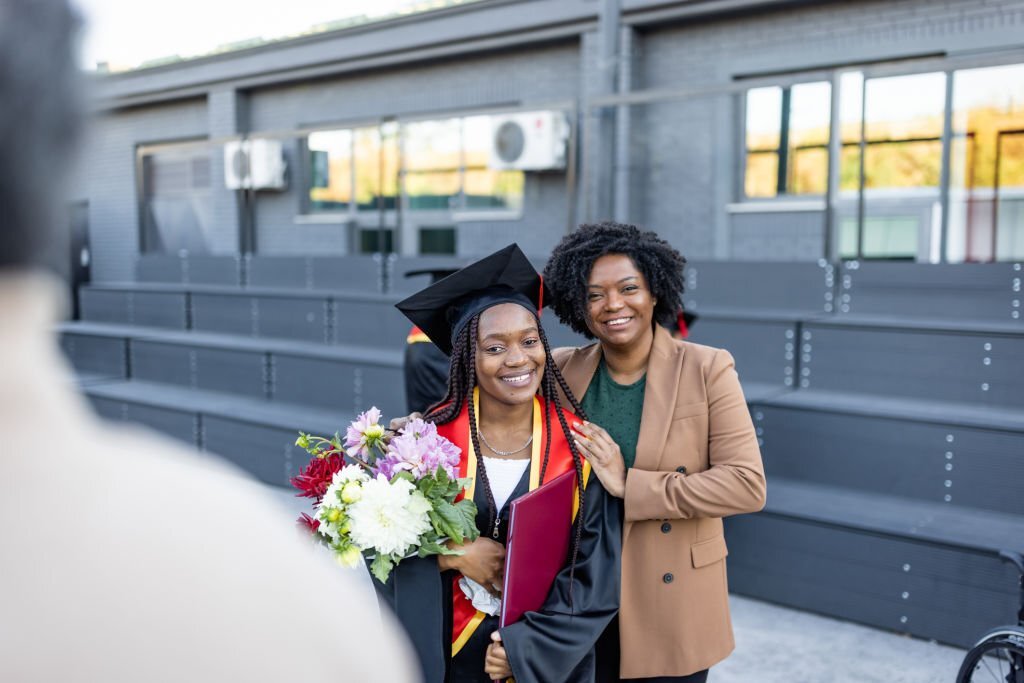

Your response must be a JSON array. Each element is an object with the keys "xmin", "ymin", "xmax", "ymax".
[{"xmin": 485, "ymin": 469, "xmax": 577, "ymax": 680}]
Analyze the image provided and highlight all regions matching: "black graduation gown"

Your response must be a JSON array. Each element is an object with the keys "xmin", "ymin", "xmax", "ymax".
[
  {"xmin": 373, "ymin": 462, "xmax": 621, "ymax": 683},
  {"xmin": 404, "ymin": 340, "xmax": 450, "ymax": 414}
]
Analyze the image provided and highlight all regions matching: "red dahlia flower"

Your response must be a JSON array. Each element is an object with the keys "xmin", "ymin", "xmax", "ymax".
[{"xmin": 291, "ymin": 452, "xmax": 344, "ymax": 501}]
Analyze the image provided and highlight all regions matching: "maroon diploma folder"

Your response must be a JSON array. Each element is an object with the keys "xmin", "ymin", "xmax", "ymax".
[{"xmin": 499, "ymin": 469, "xmax": 576, "ymax": 627}]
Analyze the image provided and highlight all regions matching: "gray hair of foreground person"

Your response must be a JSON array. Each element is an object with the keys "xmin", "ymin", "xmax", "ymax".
[
  {"xmin": 0, "ymin": 0, "xmax": 83, "ymax": 274},
  {"xmin": 0, "ymin": 2, "xmax": 419, "ymax": 681}
]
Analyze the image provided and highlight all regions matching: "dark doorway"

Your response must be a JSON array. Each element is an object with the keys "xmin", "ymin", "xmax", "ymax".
[{"xmin": 69, "ymin": 201, "xmax": 91, "ymax": 320}]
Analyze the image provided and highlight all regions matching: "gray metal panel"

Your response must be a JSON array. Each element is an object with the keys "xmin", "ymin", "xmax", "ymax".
[
  {"xmin": 188, "ymin": 255, "xmax": 243, "ymax": 285},
  {"xmin": 79, "ymin": 288, "xmax": 131, "ymax": 324},
  {"xmin": 136, "ymin": 254, "xmax": 185, "ymax": 282},
  {"xmin": 201, "ymin": 416, "xmax": 305, "ymax": 487},
  {"xmin": 725, "ymin": 513, "xmax": 1019, "ymax": 648},
  {"xmin": 246, "ymin": 256, "xmax": 310, "ymax": 288},
  {"xmin": 753, "ymin": 405, "xmax": 1024, "ymax": 516},
  {"xmin": 841, "ymin": 262, "xmax": 1023, "ymax": 324},
  {"xmin": 333, "ymin": 297, "xmax": 409, "ymax": 348},
  {"xmin": 132, "ymin": 291, "xmax": 188, "ymax": 329},
  {"xmin": 195, "ymin": 347, "xmax": 267, "ymax": 397},
  {"xmin": 687, "ymin": 318, "xmax": 794, "ymax": 386},
  {"xmin": 61, "ymin": 333, "xmax": 127, "ymax": 377},
  {"xmin": 192, "ymin": 293, "xmax": 256, "ymax": 335},
  {"xmin": 312, "ymin": 256, "xmax": 383, "ymax": 292},
  {"xmin": 89, "ymin": 396, "xmax": 126, "ymax": 421},
  {"xmin": 683, "ymin": 261, "xmax": 831, "ymax": 314},
  {"xmin": 271, "ymin": 353, "xmax": 404, "ymax": 418},
  {"xmin": 256, "ymin": 296, "xmax": 330, "ymax": 343},
  {"xmin": 802, "ymin": 323, "xmax": 1024, "ymax": 407},
  {"xmin": 130, "ymin": 340, "xmax": 194, "ymax": 387},
  {"xmin": 123, "ymin": 402, "xmax": 199, "ymax": 447}
]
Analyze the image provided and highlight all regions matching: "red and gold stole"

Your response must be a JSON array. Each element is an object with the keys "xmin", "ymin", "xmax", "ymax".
[{"xmin": 435, "ymin": 388, "xmax": 591, "ymax": 656}]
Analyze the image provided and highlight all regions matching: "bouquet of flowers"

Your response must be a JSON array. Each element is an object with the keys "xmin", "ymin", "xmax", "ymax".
[{"xmin": 291, "ymin": 407, "xmax": 480, "ymax": 583}]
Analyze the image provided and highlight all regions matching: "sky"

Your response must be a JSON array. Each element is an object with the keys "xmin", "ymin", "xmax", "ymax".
[{"xmin": 70, "ymin": 0, "xmax": 463, "ymax": 71}]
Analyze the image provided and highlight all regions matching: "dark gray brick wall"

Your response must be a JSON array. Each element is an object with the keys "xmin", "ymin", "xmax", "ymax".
[{"xmin": 82, "ymin": 98, "xmax": 208, "ymax": 282}]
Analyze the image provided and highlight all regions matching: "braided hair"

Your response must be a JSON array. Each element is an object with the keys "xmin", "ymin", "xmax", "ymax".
[{"xmin": 424, "ymin": 307, "xmax": 590, "ymax": 602}]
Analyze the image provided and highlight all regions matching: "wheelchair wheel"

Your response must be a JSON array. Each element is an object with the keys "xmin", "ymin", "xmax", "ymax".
[{"xmin": 957, "ymin": 632, "xmax": 1024, "ymax": 683}]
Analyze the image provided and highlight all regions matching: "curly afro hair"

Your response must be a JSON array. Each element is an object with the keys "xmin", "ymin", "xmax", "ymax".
[{"xmin": 542, "ymin": 221, "xmax": 686, "ymax": 339}]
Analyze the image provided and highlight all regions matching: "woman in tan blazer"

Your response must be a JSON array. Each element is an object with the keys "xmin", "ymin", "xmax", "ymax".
[{"xmin": 542, "ymin": 222, "xmax": 767, "ymax": 682}]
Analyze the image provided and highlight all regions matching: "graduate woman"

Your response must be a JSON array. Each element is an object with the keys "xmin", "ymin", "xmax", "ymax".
[
  {"xmin": 393, "ymin": 244, "xmax": 621, "ymax": 683},
  {"xmin": 543, "ymin": 222, "xmax": 767, "ymax": 682}
]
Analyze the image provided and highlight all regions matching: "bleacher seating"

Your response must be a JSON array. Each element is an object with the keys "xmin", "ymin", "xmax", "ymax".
[
  {"xmin": 62, "ymin": 252, "xmax": 587, "ymax": 490},
  {"xmin": 64, "ymin": 253, "xmax": 1023, "ymax": 647},
  {"xmin": 685, "ymin": 259, "xmax": 1024, "ymax": 647}
]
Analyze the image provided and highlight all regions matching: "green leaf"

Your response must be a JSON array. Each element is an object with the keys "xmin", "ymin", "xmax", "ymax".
[
  {"xmin": 370, "ymin": 554, "xmax": 395, "ymax": 584},
  {"xmin": 434, "ymin": 466, "xmax": 450, "ymax": 487},
  {"xmin": 434, "ymin": 500, "xmax": 466, "ymax": 544},
  {"xmin": 417, "ymin": 476, "xmax": 436, "ymax": 499},
  {"xmin": 391, "ymin": 471, "xmax": 415, "ymax": 485},
  {"xmin": 453, "ymin": 498, "xmax": 481, "ymax": 541},
  {"xmin": 427, "ymin": 510, "xmax": 447, "ymax": 537},
  {"xmin": 418, "ymin": 538, "xmax": 445, "ymax": 557},
  {"xmin": 436, "ymin": 544, "xmax": 464, "ymax": 556}
]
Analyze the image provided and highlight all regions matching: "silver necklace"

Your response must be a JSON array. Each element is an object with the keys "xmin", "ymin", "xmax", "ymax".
[{"xmin": 478, "ymin": 429, "xmax": 533, "ymax": 456}]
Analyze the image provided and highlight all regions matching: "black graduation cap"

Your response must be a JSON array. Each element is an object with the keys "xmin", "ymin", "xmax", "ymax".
[{"xmin": 395, "ymin": 244, "xmax": 544, "ymax": 355}]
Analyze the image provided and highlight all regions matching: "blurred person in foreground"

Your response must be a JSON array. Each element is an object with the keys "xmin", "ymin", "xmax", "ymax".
[{"xmin": 0, "ymin": 1, "xmax": 418, "ymax": 681}]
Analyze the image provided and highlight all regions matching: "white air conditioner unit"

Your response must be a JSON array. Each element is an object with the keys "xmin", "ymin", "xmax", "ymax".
[
  {"xmin": 224, "ymin": 139, "xmax": 287, "ymax": 190},
  {"xmin": 489, "ymin": 111, "xmax": 569, "ymax": 171}
]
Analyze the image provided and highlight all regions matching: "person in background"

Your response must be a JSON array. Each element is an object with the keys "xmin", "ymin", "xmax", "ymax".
[
  {"xmin": 543, "ymin": 222, "xmax": 767, "ymax": 683},
  {"xmin": 403, "ymin": 268, "xmax": 459, "ymax": 414},
  {"xmin": 0, "ymin": 2, "xmax": 417, "ymax": 681}
]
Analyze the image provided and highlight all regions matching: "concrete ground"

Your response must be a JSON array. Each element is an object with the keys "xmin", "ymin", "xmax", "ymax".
[
  {"xmin": 274, "ymin": 487, "xmax": 967, "ymax": 682},
  {"xmin": 715, "ymin": 595, "xmax": 966, "ymax": 683}
]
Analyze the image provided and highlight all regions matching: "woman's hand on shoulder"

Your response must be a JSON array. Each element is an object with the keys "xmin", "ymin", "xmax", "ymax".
[
  {"xmin": 438, "ymin": 537, "xmax": 505, "ymax": 597},
  {"xmin": 571, "ymin": 421, "xmax": 627, "ymax": 498}
]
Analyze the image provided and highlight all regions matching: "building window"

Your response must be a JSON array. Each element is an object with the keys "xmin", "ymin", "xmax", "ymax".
[
  {"xmin": 139, "ymin": 142, "xmax": 214, "ymax": 253},
  {"xmin": 355, "ymin": 123, "xmax": 399, "ymax": 212},
  {"xmin": 307, "ymin": 129, "xmax": 352, "ymax": 212},
  {"xmin": 404, "ymin": 119, "xmax": 462, "ymax": 210},
  {"xmin": 302, "ymin": 114, "xmax": 526, "ymax": 219},
  {"xmin": 356, "ymin": 228, "xmax": 394, "ymax": 254},
  {"xmin": 419, "ymin": 227, "xmax": 456, "ymax": 254},
  {"xmin": 838, "ymin": 71, "xmax": 947, "ymax": 260},
  {"xmin": 744, "ymin": 81, "xmax": 831, "ymax": 198},
  {"xmin": 948, "ymin": 62, "xmax": 1024, "ymax": 262},
  {"xmin": 741, "ymin": 62, "xmax": 1024, "ymax": 262}
]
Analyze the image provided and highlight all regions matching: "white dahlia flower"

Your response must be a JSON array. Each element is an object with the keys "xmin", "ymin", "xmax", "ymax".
[{"xmin": 347, "ymin": 476, "xmax": 432, "ymax": 556}]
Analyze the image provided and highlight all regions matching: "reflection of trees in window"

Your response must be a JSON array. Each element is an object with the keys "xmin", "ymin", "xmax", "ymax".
[
  {"xmin": 404, "ymin": 119, "xmax": 461, "ymax": 210},
  {"xmin": 303, "ymin": 115, "xmax": 525, "ymax": 215},
  {"xmin": 307, "ymin": 130, "xmax": 352, "ymax": 211},
  {"xmin": 354, "ymin": 124, "xmax": 399, "ymax": 211},
  {"xmin": 744, "ymin": 82, "xmax": 830, "ymax": 197},
  {"xmin": 862, "ymin": 72, "xmax": 946, "ymax": 190},
  {"xmin": 949, "ymin": 63, "xmax": 1024, "ymax": 261}
]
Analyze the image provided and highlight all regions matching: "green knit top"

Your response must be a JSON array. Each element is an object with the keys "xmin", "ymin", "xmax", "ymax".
[{"xmin": 580, "ymin": 358, "xmax": 646, "ymax": 469}]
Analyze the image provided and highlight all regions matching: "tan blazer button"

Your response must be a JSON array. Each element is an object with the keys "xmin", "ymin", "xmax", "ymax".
[
  {"xmin": 675, "ymin": 466, "xmax": 687, "ymax": 474},
  {"xmin": 663, "ymin": 573, "xmax": 674, "ymax": 584},
  {"xmin": 661, "ymin": 522, "xmax": 672, "ymax": 533}
]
